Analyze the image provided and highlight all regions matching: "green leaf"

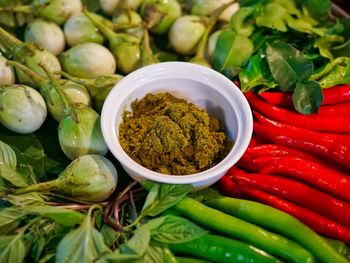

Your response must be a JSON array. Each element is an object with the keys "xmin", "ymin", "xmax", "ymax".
[
  {"xmin": 256, "ymin": 3, "xmax": 288, "ymax": 32},
  {"xmin": 120, "ymin": 228, "xmax": 151, "ymax": 256},
  {"xmin": 266, "ymin": 40, "xmax": 314, "ymax": 90},
  {"xmin": 318, "ymin": 57, "xmax": 350, "ymax": 88},
  {"xmin": 3, "ymin": 192, "xmax": 47, "ymax": 206},
  {"xmin": 22, "ymin": 206, "xmax": 84, "ymax": 226},
  {"xmin": 142, "ymin": 184, "xmax": 160, "ymax": 212},
  {"xmin": 0, "ymin": 134, "xmax": 47, "ymax": 182},
  {"xmin": 0, "ymin": 140, "xmax": 16, "ymax": 168},
  {"xmin": 100, "ymin": 224, "xmax": 118, "ymax": 247},
  {"xmin": 292, "ymin": 80, "xmax": 323, "ymax": 114},
  {"xmin": 0, "ymin": 207, "xmax": 26, "ymax": 235},
  {"xmin": 189, "ymin": 188, "xmax": 222, "ymax": 203},
  {"xmin": 0, "ymin": 165, "xmax": 28, "ymax": 187},
  {"xmin": 212, "ymin": 30, "xmax": 254, "ymax": 78},
  {"xmin": 151, "ymin": 215, "xmax": 207, "ymax": 244},
  {"xmin": 55, "ymin": 206, "xmax": 111, "ymax": 263},
  {"xmin": 303, "ymin": 0, "xmax": 330, "ymax": 21},
  {"xmin": 239, "ymin": 53, "xmax": 277, "ymax": 92},
  {"xmin": 230, "ymin": 7, "xmax": 256, "ymax": 37},
  {"xmin": 315, "ymin": 38, "xmax": 333, "ymax": 60},
  {"xmin": 143, "ymin": 241, "xmax": 166, "ymax": 263},
  {"xmin": 0, "ymin": 235, "xmax": 26, "ymax": 263},
  {"xmin": 103, "ymin": 250, "xmax": 142, "ymax": 263},
  {"xmin": 141, "ymin": 184, "xmax": 192, "ymax": 217}
]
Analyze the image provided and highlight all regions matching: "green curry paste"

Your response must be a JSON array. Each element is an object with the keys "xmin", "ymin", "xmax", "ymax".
[{"xmin": 119, "ymin": 92, "xmax": 233, "ymax": 175}]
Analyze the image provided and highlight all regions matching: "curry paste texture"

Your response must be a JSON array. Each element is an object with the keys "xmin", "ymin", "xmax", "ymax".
[{"xmin": 119, "ymin": 92, "xmax": 233, "ymax": 175}]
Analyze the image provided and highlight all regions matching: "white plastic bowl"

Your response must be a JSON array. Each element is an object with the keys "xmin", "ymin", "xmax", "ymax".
[{"xmin": 101, "ymin": 62, "xmax": 253, "ymax": 190}]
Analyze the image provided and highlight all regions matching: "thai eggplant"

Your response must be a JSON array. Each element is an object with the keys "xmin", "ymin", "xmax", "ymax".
[
  {"xmin": 0, "ymin": 84, "xmax": 47, "ymax": 134},
  {"xmin": 15, "ymin": 154, "xmax": 118, "ymax": 202}
]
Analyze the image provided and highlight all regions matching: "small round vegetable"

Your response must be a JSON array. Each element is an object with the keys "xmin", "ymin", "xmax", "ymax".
[
  {"xmin": 59, "ymin": 43, "xmax": 117, "ymax": 78},
  {"xmin": 191, "ymin": 0, "xmax": 231, "ymax": 16},
  {"xmin": 140, "ymin": 0, "xmax": 182, "ymax": 34},
  {"xmin": 99, "ymin": 0, "xmax": 142, "ymax": 15},
  {"xmin": 64, "ymin": 13, "xmax": 105, "ymax": 47},
  {"xmin": 58, "ymin": 103, "xmax": 108, "ymax": 160},
  {"xmin": 25, "ymin": 19, "xmax": 65, "ymax": 55},
  {"xmin": 113, "ymin": 9, "xmax": 143, "ymax": 39},
  {"xmin": 0, "ymin": 56, "xmax": 15, "ymax": 85},
  {"xmin": 38, "ymin": 0, "xmax": 83, "ymax": 25},
  {"xmin": 219, "ymin": 2, "xmax": 240, "ymax": 22},
  {"xmin": 84, "ymin": 10, "xmax": 140, "ymax": 74},
  {"xmin": 0, "ymin": 85, "xmax": 47, "ymax": 134},
  {"xmin": 15, "ymin": 154, "xmax": 118, "ymax": 202},
  {"xmin": 169, "ymin": 15, "xmax": 206, "ymax": 55}
]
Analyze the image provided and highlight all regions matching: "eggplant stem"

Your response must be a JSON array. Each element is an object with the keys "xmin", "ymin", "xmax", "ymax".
[
  {"xmin": 192, "ymin": 0, "xmax": 237, "ymax": 62},
  {"xmin": 40, "ymin": 63, "xmax": 79, "ymax": 121},
  {"xmin": 0, "ymin": 5, "xmax": 32, "ymax": 13},
  {"xmin": 6, "ymin": 60, "xmax": 47, "ymax": 87},
  {"xmin": 59, "ymin": 71, "xmax": 98, "ymax": 97},
  {"xmin": 14, "ymin": 179, "xmax": 59, "ymax": 195},
  {"xmin": 84, "ymin": 9, "xmax": 116, "ymax": 40},
  {"xmin": 0, "ymin": 27, "xmax": 23, "ymax": 54}
]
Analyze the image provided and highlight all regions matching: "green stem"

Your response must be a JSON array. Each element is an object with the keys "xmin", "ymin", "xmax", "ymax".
[
  {"xmin": 191, "ymin": 0, "xmax": 237, "ymax": 62},
  {"xmin": 6, "ymin": 60, "xmax": 47, "ymax": 87},
  {"xmin": 0, "ymin": 27, "xmax": 23, "ymax": 54},
  {"xmin": 84, "ymin": 9, "xmax": 117, "ymax": 40},
  {"xmin": 140, "ymin": 28, "xmax": 159, "ymax": 67},
  {"xmin": 15, "ymin": 179, "xmax": 60, "ymax": 195},
  {"xmin": 0, "ymin": 5, "xmax": 32, "ymax": 13},
  {"xmin": 310, "ymin": 57, "xmax": 347, "ymax": 80},
  {"xmin": 40, "ymin": 64, "xmax": 79, "ymax": 121},
  {"xmin": 60, "ymin": 71, "xmax": 97, "ymax": 96}
]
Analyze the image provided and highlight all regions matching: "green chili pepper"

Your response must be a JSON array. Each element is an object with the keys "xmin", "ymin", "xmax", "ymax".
[
  {"xmin": 173, "ymin": 197, "xmax": 314, "ymax": 263},
  {"xmin": 206, "ymin": 197, "xmax": 349, "ymax": 263},
  {"xmin": 170, "ymin": 233, "xmax": 280, "ymax": 263},
  {"xmin": 176, "ymin": 257, "xmax": 212, "ymax": 263},
  {"xmin": 323, "ymin": 237, "xmax": 349, "ymax": 258}
]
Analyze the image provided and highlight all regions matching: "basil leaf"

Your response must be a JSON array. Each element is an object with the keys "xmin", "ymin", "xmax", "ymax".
[
  {"xmin": 0, "ymin": 134, "xmax": 47, "ymax": 182},
  {"xmin": 22, "ymin": 206, "xmax": 84, "ymax": 226},
  {"xmin": 239, "ymin": 53, "xmax": 277, "ymax": 92},
  {"xmin": 141, "ymin": 184, "xmax": 192, "ymax": 217},
  {"xmin": 189, "ymin": 188, "xmax": 222, "ymax": 203},
  {"xmin": 266, "ymin": 40, "xmax": 314, "ymax": 90},
  {"xmin": 0, "ymin": 165, "xmax": 27, "ymax": 187},
  {"xmin": 55, "ymin": 207, "xmax": 111, "ymax": 263},
  {"xmin": 0, "ymin": 140, "xmax": 16, "ymax": 168},
  {"xmin": 141, "ymin": 184, "xmax": 160, "ymax": 213},
  {"xmin": 0, "ymin": 235, "xmax": 26, "ymax": 263},
  {"xmin": 3, "ymin": 192, "xmax": 47, "ymax": 206},
  {"xmin": 120, "ymin": 228, "xmax": 151, "ymax": 256},
  {"xmin": 213, "ymin": 30, "xmax": 254, "ymax": 78},
  {"xmin": 0, "ymin": 207, "xmax": 26, "ymax": 235},
  {"xmin": 318, "ymin": 57, "xmax": 350, "ymax": 88},
  {"xmin": 151, "ymin": 215, "xmax": 207, "ymax": 244},
  {"xmin": 100, "ymin": 224, "xmax": 118, "ymax": 247},
  {"xmin": 292, "ymin": 80, "xmax": 323, "ymax": 114},
  {"xmin": 143, "ymin": 241, "xmax": 166, "ymax": 263},
  {"xmin": 103, "ymin": 250, "xmax": 142, "ymax": 263}
]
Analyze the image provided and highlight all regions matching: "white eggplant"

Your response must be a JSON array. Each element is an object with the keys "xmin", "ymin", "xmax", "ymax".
[
  {"xmin": 0, "ymin": 85, "xmax": 47, "ymax": 134},
  {"xmin": 25, "ymin": 19, "xmax": 65, "ymax": 55},
  {"xmin": 0, "ymin": 56, "xmax": 15, "ymax": 85}
]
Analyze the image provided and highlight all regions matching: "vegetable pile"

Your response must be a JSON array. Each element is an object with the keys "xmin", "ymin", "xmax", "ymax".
[{"xmin": 0, "ymin": 0, "xmax": 349, "ymax": 262}]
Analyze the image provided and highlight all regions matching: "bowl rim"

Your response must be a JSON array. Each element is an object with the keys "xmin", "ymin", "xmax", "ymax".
[{"xmin": 101, "ymin": 61, "xmax": 253, "ymax": 184}]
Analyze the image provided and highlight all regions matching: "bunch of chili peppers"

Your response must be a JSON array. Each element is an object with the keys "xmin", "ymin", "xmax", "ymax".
[{"xmin": 219, "ymin": 85, "xmax": 350, "ymax": 244}]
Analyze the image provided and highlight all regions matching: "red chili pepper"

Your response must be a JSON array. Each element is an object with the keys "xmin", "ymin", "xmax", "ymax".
[
  {"xmin": 253, "ymin": 121, "xmax": 350, "ymax": 169},
  {"xmin": 258, "ymin": 85, "xmax": 350, "ymax": 106},
  {"xmin": 323, "ymin": 85, "xmax": 350, "ymax": 105},
  {"xmin": 246, "ymin": 144, "xmax": 320, "ymax": 163},
  {"xmin": 237, "ymin": 155, "xmax": 280, "ymax": 173},
  {"xmin": 218, "ymin": 175, "xmax": 245, "ymax": 198},
  {"xmin": 253, "ymin": 111, "xmax": 350, "ymax": 145},
  {"xmin": 318, "ymin": 102, "xmax": 350, "ymax": 117},
  {"xmin": 231, "ymin": 171, "xmax": 350, "ymax": 227},
  {"xmin": 238, "ymin": 185, "xmax": 350, "ymax": 244},
  {"xmin": 260, "ymin": 156, "xmax": 350, "ymax": 202},
  {"xmin": 246, "ymin": 91, "xmax": 350, "ymax": 133},
  {"xmin": 259, "ymin": 92, "xmax": 292, "ymax": 107}
]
